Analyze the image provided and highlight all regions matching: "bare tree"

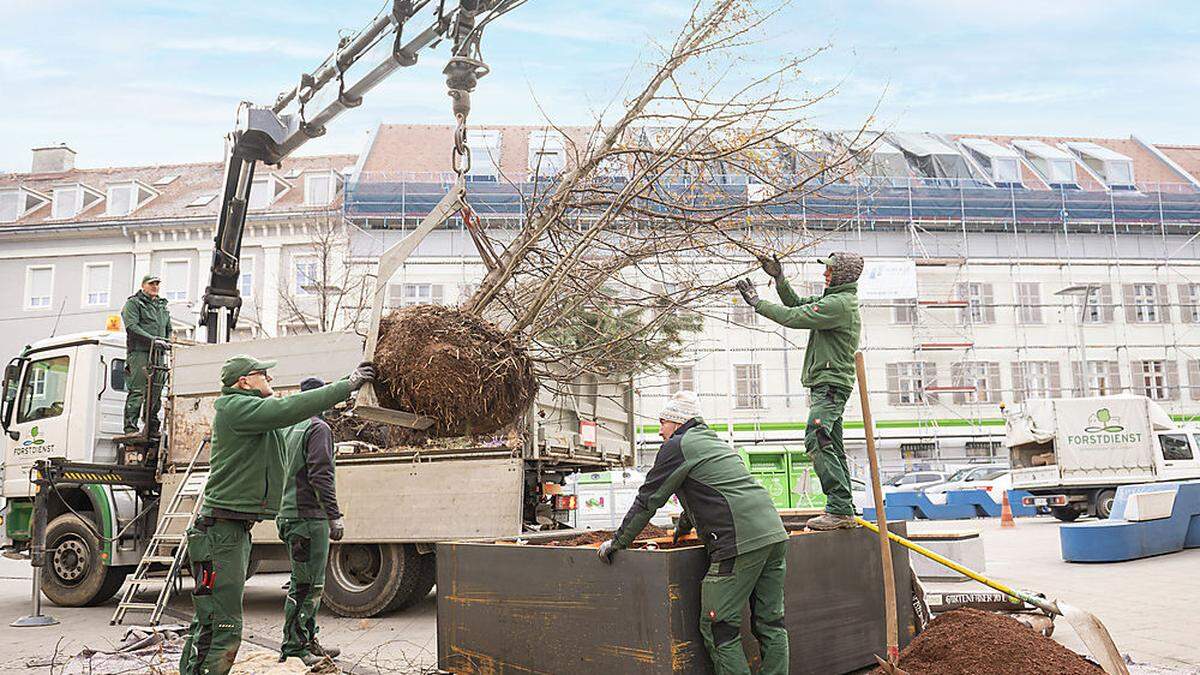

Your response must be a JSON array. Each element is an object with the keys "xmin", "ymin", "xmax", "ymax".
[{"xmin": 278, "ymin": 213, "xmax": 371, "ymax": 334}]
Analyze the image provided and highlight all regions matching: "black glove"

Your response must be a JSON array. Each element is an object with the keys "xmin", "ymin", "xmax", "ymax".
[
  {"xmin": 348, "ymin": 361, "xmax": 377, "ymax": 391},
  {"xmin": 736, "ymin": 278, "xmax": 760, "ymax": 306},
  {"xmin": 329, "ymin": 518, "xmax": 345, "ymax": 542},
  {"xmin": 597, "ymin": 539, "xmax": 618, "ymax": 564},
  {"xmin": 758, "ymin": 254, "xmax": 783, "ymax": 280},
  {"xmin": 672, "ymin": 525, "xmax": 692, "ymax": 545}
]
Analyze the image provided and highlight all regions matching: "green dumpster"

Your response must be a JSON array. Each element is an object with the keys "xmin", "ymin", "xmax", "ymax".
[
  {"xmin": 739, "ymin": 448, "xmax": 790, "ymax": 509},
  {"xmin": 787, "ymin": 449, "xmax": 827, "ymax": 509}
]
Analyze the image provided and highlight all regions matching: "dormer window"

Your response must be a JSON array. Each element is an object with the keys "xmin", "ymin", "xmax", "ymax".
[
  {"xmin": 528, "ymin": 130, "xmax": 567, "ymax": 178},
  {"xmin": 105, "ymin": 181, "xmax": 158, "ymax": 216},
  {"xmin": 1012, "ymin": 140, "xmax": 1078, "ymax": 188},
  {"xmin": 303, "ymin": 171, "xmax": 342, "ymax": 206},
  {"xmin": 466, "ymin": 130, "xmax": 502, "ymax": 182},
  {"xmin": 1065, "ymin": 142, "xmax": 1136, "ymax": 189},
  {"xmin": 51, "ymin": 183, "xmax": 104, "ymax": 219},
  {"xmin": 960, "ymin": 138, "xmax": 1023, "ymax": 187},
  {"xmin": 248, "ymin": 174, "xmax": 291, "ymax": 210},
  {"xmin": 0, "ymin": 187, "xmax": 50, "ymax": 222}
]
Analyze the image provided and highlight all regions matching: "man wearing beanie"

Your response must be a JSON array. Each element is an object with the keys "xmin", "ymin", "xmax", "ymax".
[
  {"xmin": 736, "ymin": 251, "xmax": 863, "ymax": 531},
  {"xmin": 598, "ymin": 391, "xmax": 789, "ymax": 675},
  {"xmin": 179, "ymin": 359, "xmax": 375, "ymax": 675},
  {"xmin": 276, "ymin": 378, "xmax": 345, "ymax": 666}
]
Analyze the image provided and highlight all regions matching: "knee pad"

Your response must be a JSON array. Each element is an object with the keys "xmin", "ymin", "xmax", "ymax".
[{"xmin": 711, "ymin": 620, "xmax": 741, "ymax": 647}]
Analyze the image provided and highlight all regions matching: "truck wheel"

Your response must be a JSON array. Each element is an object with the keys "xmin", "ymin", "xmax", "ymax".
[
  {"xmin": 1050, "ymin": 506, "xmax": 1080, "ymax": 522},
  {"xmin": 1094, "ymin": 489, "xmax": 1117, "ymax": 519},
  {"xmin": 385, "ymin": 551, "xmax": 436, "ymax": 612},
  {"xmin": 323, "ymin": 543, "xmax": 422, "ymax": 618},
  {"xmin": 41, "ymin": 513, "xmax": 129, "ymax": 607}
]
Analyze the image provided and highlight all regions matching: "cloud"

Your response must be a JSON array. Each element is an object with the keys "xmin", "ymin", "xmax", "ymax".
[
  {"xmin": 155, "ymin": 36, "xmax": 328, "ymax": 60},
  {"xmin": 0, "ymin": 47, "xmax": 69, "ymax": 81}
]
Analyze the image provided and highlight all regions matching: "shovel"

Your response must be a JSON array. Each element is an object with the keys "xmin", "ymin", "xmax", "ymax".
[{"xmin": 854, "ymin": 517, "xmax": 1129, "ymax": 675}]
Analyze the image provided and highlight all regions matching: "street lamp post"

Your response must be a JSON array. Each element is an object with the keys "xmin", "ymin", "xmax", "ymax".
[{"xmin": 1056, "ymin": 284, "xmax": 1101, "ymax": 397}]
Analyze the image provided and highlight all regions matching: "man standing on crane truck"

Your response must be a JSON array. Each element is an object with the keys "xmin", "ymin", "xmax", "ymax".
[
  {"xmin": 178, "ymin": 356, "xmax": 376, "ymax": 675},
  {"xmin": 276, "ymin": 377, "xmax": 346, "ymax": 666},
  {"xmin": 736, "ymin": 252, "xmax": 863, "ymax": 531},
  {"xmin": 121, "ymin": 274, "xmax": 171, "ymax": 435}
]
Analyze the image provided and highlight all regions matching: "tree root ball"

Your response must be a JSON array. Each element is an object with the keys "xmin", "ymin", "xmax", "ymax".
[{"xmin": 373, "ymin": 304, "xmax": 538, "ymax": 437}]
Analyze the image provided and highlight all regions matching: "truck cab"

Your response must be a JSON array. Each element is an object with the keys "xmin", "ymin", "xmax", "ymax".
[{"xmin": 2, "ymin": 330, "xmax": 149, "ymax": 605}]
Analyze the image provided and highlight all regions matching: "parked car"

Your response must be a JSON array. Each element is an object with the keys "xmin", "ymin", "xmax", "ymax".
[
  {"xmin": 881, "ymin": 470, "xmax": 951, "ymax": 494},
  {"xmin": 924, "ymin": 465, "xmax": 1009, "ymax": 498},
  {"xmin": 851, "ymin": 477, "xmax": 873, "ymax": 513}
]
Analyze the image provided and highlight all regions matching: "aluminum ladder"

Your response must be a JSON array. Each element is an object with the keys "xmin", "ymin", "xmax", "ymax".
[{"xmin": 111, "ymin": 438, "xmax": 209, "ymax": 626}]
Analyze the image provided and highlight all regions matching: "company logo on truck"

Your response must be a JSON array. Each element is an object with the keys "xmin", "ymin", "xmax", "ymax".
[
  {"xmin": 1068, "ymin": 408, "xmax": 1141, "ymax": 446},
  {"xmin": 14, "ymin": 425, "xmax": 56, "ymax": 457}
]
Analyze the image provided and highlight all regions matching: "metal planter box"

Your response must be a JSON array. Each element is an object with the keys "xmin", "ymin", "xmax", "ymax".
[{"xmin": 437, "ymin": 525, "xmax": 913, "ymax": 674}]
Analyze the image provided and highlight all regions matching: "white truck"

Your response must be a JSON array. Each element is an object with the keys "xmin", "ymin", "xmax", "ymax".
[
  {"xmin": 1, "ymin": 329, "xmax": 632, "ymax": 615},
  {"xmin": 1005, "ymin": 394, "xmax": 1200, "ymax": 521}
]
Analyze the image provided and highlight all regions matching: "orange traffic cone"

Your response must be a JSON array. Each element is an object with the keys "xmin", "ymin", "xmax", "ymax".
[{"xmin": 1000, "ymin": 490, "xmax": 1015, "ymax": 528}]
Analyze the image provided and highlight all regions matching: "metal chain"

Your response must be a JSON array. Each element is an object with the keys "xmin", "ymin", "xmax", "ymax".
[{"xmin": 452, "ymin": 112, "xmax": 471, "ymax": 183}]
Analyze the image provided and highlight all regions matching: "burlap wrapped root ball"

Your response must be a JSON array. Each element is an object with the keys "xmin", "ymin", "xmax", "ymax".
[{"xmin": 372, "ymin": 304, "xmax": 538, "ymax": 437}]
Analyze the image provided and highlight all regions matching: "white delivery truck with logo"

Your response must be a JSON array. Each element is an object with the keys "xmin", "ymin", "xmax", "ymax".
[{"xmin": 1005, "ymin": 395, "xmax": 1200, "ymax": 521}]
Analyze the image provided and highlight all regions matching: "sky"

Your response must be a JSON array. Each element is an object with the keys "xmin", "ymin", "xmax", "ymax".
[{"xmin": 1, "ymin": 0, "xmax": 1198, "ymax": 173}]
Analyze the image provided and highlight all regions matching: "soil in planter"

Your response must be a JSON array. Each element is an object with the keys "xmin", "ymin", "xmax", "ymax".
[
  {"xmin": 872, "ymin": 607, "xmax": 1102, "ymax": 675},
  {"xmin": 540, "ymin": 525, "xmax": 674, "ymax": 547}
]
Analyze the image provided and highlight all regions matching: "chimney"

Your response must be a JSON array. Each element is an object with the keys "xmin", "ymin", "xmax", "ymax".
[{"xmin": 31, "ymin": 144, "xmax": 76, "ymax": 174}]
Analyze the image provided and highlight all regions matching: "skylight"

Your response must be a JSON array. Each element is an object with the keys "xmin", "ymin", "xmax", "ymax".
[
  {"xmin": 186, "ymin": 192, "xmax": 217, "ymax": 207},
  {"xmin": 152, "ymin": 174, "xmax": 180, "ymax": 186}
]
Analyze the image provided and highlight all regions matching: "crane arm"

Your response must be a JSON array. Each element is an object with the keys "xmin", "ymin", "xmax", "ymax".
[{"xmin": 202, "ymin": 0, "xmax": 522, "ymax": 342}]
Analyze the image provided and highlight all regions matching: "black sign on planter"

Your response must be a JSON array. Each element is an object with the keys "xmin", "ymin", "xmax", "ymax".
[{"xmin": 437, "ymin": 524, "xmax": 914, "ymax": 674}]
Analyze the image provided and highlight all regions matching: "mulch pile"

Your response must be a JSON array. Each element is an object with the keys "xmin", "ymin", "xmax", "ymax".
[
  {"xmin": 540, "ymin": 525, "xmax": 674, "ymax": 547},
  {"xmin": 874, "ymin": 608, "xmax": 1102, "ymax": 675},
  {"xmin": 373, "ymin": 305, "xmax": 538, "ymax": 437}
]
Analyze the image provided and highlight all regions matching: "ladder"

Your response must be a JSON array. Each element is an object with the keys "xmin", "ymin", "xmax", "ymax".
[{"xmin": 111, "ymin": 438, "xmax": 209, "ymax": 626}]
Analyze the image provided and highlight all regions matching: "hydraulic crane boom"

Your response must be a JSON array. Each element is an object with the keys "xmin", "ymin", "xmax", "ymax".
[{"xmin": 202, "ymin": 0, "xmax": 519, "ymax": 342}]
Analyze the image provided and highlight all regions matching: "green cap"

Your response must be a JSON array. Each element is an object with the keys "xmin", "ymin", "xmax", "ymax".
[
  {"xmin": 220, "ymin": 355, "xmax": 278, "ymax": 386},
  {"xmin": 816, "ymin": 255, "xmax": 836, "ymax": 265},
  {"xmin": 142, "ymin": 274, "xmax": 161, "ymax": 284}
]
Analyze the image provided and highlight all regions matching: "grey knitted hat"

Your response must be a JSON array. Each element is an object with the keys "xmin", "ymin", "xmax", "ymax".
[
  {"xmin": 659, "ymin": 391, "xmax": 702, "ymax": 424},
  {"xmin": 818, "ymin": 251, "xmax": 864, "ymax": 286}
]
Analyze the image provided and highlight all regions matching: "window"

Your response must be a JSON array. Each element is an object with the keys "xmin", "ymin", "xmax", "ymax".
[
  {"xmin": 187, "ymin": 193, "xmax": 217, "ymax": 208},
  {"xmin": 0, "ymin": 188, "xmax": 49, "ymax": 222},
  {"xmin": 668, "ymin": 365, "xmax": 695, "ymax": 393},
  {"xmin": 1013, "ymin": 361, "xmax": 1059, "ymax": 402},
  {"xmin": 1135, "ymin": 360, "xmax": 1174, "ymax": 401},
  {"xmin": 51, "ymin": 184, "xmax": 102, "ymax": 219},
  {"xmin": 1081, "ymin": 285, "xmax": 1113, "ymax": 324},
  {"xmin": 239, "ymin": 257, "xmax": 254, "ymax": 299},
  {"xmin": 959, "ymin": 283, "xmax": 993, "ymax": 324},
  {"xmin": 900, "ymin": 442, "xmax": 935, "ymax": 459},
  {"xmin": 1084, "ymin": 360, "xmax": 1120, "ymax": 396},
  {"xmin": 466, "ymin": 130, "xmax": 503, "ymax": 181},
  {"xmin": 893, "ymin": 299, "xmax": 918, "ymax": 325},
  {"xmin": 83, "ymin": 263, "xmax": 112, "ymax": 307},
  {"xmin": 1133, "ymin": 284, "xmax": 1158, "ymax": 323},
  {"xmin": 1016, "ymin": 282, "xmax": 1041, "ymax": 324},
  {"xmin": 304, "ymin": 173, "xmax": 335, "ymax": 206},
  {"xmin": 104, "ymin": 182, "xmax": 155, "ymax": 216},
  {"xmin": 17, "ymin": 356, "xmax": 70, "ymax": 424},
  {"xmin": 734, "ymin": 364, "xmax": 763, "ymax": 409},
  {"xmin": 730, "ymin": 304, "xmax": 757, "ymax": 326},
  {"xmin": 248, "ymin": 175, "xmax": 289, "ymax": 210},
  {"xmin": 388, "ymin": 283, "xmax": 445, "ymax": 307},
  {"xmin": 161, "ymin": 259, "xmax": 190, "ymax": 302},
  {"xmin": 1181, "ymin": 284, "xmax": 1200, "ymax": 323},
  {"xmin": 111, "ymin": 358, "xmax": 127, "ymax": 392},
  {"xmin": 952, "ymin": 362, "xmax": 999, "ymax": 404},
  {"xmin": 25, "ymin": 265, "xmax": 54, "ymax": 310},
  {"xmin": 294, "ymin": 257, "xmax": 320, "ymax": 296},
  {"xmin": 528, "ymin": 130, "xmax": 567, "ymax": 177},
  {"xmin": 891, "ymin": 362, "xmax": 929, "ymax": 405},
  {"xmin": 1159, "ymin": 435, "xmax": 1193, "ymax": 461}
]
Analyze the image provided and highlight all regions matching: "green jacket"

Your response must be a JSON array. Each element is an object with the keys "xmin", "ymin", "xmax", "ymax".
[
  {"xmin": 202, "ymin": 380, "xmax": 352, "ymax": 520},
  {"xmin": 278, "ymin": 416, "xmax": 341, "ymax": 520},
  {"xmin": 614, "ymin": 419, "xmax": 787, "ymax": 560},
  {"xmin": 121, "ymin": 291, "xmax": 171, "ymax": 353},
  {"xmin": 755, "ymin": 278, "xmax": 860, "ymax": 391}
]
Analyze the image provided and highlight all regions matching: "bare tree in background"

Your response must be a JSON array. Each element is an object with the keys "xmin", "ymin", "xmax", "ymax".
[
  {"xmin": 456, "ymin": 0, "xmax": 873, "ymax": 383},
  {"xmin": 279, "ymin": 213, "xmax": 371, "ymax": 335}
]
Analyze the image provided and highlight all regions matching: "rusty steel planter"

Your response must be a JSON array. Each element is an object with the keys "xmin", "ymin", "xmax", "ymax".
[{"xmin": 437, "ymin": 524, "xmax": 913, "ymax": 674}]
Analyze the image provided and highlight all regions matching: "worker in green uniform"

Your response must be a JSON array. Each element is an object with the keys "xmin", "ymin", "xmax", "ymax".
[
  {"xmin": 736, "ymin": 251, "xmax": 863, "ymax": 530},
  {"xmin": 598, "ymin": 391, "xmax": 789, "ymax": 675},
  {"xmin": 120, "ymin": 274, "xmax": 171, "ymax": 435},
  {"xmin": 178, "ymin": 357, "xmax": 375, "ymax": 675},
  {"xmin": 277, "ymin": 377, "xmax": 345, "ymax": 666}
]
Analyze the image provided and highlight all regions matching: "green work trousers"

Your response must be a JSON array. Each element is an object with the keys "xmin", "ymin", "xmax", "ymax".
[
  {"xmin": 699, "ymin": 541, "xmax": 789, "ymax": 675},
  {"xmin": 123, "ymin": 350, "xmax": 164, "ymax": 433},
  {"xmin": 277, "ymin": 517, "xmax": 331, "ymax": 658},
  {"xmin": 806, "ymin": 384, "xmax": 854, "ymax": 516},
  {"xmin": 179, "ymin": 518, "xmax": 252, "ymax": 675}
]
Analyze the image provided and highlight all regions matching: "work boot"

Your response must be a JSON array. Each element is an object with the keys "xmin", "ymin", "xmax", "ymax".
[
  {"xmin": 308, "ymin": 638, "xmax": 341, "ymax": 659},
  {"xmin": 805, "ymin": 513, "xmax": 858, "ymax": 531},
  {"xmin": 300, "ymin": 653, "xmax": 328, "ymax": 668}
]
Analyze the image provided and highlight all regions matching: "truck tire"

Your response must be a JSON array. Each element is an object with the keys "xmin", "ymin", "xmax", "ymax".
[
  {"xmin": 1094, "ymin": 489, "xmax": 1117, "ymax": 519},
  {"xmin": 41, "ymin": 513, "xmax": 129, "ymax": 607},
  {"xmin": 323, "ymin": 542, "xmax": 423, "ymax": 618},
  {"xmin": 1050, "ymin": 506, "xmax": 1080, "ymax": 522},
  {"xmin": 385, "ymin": 551, "xmax": 436, "ymax": 612}
]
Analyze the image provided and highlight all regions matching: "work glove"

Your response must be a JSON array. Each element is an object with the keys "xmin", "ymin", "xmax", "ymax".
[
  {"xmin": 347, "ymin": 361, "xmax": 377, "ymax": 391},
  {"xmin": 757, "ymin": 254, "xmax": 784, "ymax": 280},
  {"xmin": 597, "ymin": 539, "xmax": 618, "ymax": 564},
  {"xmin": 329, "ymin": 518, "xmax": 345, "ymax": 542},
  {"xmin": 672, "ymin": 524, "xmax": 693, "ymax": 545},
  {"xmin": 736, "ymin": 278, "xmax": 760, "ymax": 307}
]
